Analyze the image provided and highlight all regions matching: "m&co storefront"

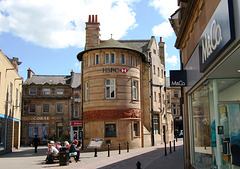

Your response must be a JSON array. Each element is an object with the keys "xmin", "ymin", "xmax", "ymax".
[{"xmin": 172, "ymin": 0, "xmax": 240, "ymax": 168}]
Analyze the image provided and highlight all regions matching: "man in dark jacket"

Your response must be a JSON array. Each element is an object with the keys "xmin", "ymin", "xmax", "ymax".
[
  {"xmin": 32, "ymin": 135, "xmax": 40, "ymax": 153},
  {"xmin": 69, "ymin": 139, "xmax": 81, "ymax": 162}
]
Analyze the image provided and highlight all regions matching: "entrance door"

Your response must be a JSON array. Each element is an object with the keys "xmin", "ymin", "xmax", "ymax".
[{"xmin": 219, "ymin": 104, "xmax": 240, "ymax": 168}]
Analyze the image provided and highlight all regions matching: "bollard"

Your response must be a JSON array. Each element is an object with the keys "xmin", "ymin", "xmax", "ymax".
[
  {"xmin": 136, "ymin": 161, "xmax": 141, "ymax": 169},
  {"xmin": 94, "ymin": 148, "xmax": 98, "ymax": 157},
  {"xmin": 127, "ymin": 142, "xmax": 129, "ymax": 153},
  {"xmin": 174, "ymin": 140, "xmax": 176, "ymax": 151},
  {"xmin": 176, "ymin": 136, "xmax": 178, "ymax": 142},
  {"xmin": 108, "ymin": 144, "xmax": 110, "ymax": 157},
  {"xmin": 170, "ymin": 141, "xmax": 172, "ymax": 153},
  {"xmin": 165, "ymin": 141, "xmax": 167, "ymax": 156},
  {"xmin": 119, "ymin": 143, "xmax": 121, "ymax": 154}
]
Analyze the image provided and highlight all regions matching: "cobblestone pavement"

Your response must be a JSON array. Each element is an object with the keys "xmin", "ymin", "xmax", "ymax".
[{"xmin": 0, "ymin": 138, "xmax": 184, "ymax": 169}]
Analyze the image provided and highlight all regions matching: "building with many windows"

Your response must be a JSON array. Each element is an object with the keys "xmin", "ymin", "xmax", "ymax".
[
  {"xmin": 21, "ymin": 69, "xmax": 82, "ymax": 144},
  {"xmin": 0, "ymin": 50, "xmax": 22, "ymax": 154},
  {"xmin": 77, "ymin": 15, "xmax": 173, "ymax": 150},
  {"xmin": 170, "ymin": 0, "xmax": 240, "ymax": 168}
]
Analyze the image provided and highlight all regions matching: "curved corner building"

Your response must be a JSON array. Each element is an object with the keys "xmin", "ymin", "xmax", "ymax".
[{"xmin": 77, "ymin": 15, "xmax": 173, "ymax": 150}]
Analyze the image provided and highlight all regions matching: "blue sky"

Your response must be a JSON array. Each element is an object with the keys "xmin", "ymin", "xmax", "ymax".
[{"xmin": 0, "ymin": 0, "xmax": 180, "ymax": 80}]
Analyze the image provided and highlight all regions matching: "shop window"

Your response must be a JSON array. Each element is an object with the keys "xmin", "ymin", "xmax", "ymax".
[
  {"xmin": 105, "ymin": 124, "xmax": 116, "ymax": 137},
  {"xmin": 105, "ymin": 53, "xmax": 110, "ymax": 64},
  {"xmin": 0, "ymin": 118, "xmax": 6, "ymax": 151},
  {"xmin": 29, "ymin": 104, "xmax": 36, "ymax": 113},
  {"xmin": 57, "ymin": 88, "xmax": 63, "ymax": 95},
  {"xmin": 121, "ymin": 54, "xmax": 126, "ymax": 64},
  {"xmin": 85, "ymin": 81, "xmax": 88, "ymax": 101},
  {"xmin": 95, "ymin": 54, "xmax": 99, "ymax": 65},
  {"xmin": 29, "ymin": 88, "xmax": 36, "ymax": 95},
  {"xmin": 153, "ymin": 114, "xmax": 159, "ymax": 134},
  {"xmin": 28, "ymin": 123, "xmax": 49, "ymax": 138},
  {"xmin": 56, "ymin": 103, "xmax": 63, "ymax": 113},
  {"xmin": 111, "ymin": 53, "xmax": 115, "ymax": 64},
  {"xmin": 42, "ymin": 103, "xmax": 49, "ymax": 113},
  {"xmin": 174, "ymin": 90, "xmax": 179, "ymax": 98},
  {"xmin": 105, "ymin": 79, "xmax": 115, "ymax": 99},
  {"xmin": 43, "ymin": 88, "xmax": 50, "ymax": 95},
  {"xmin": 133, "ymin": 80, "xmax": 138, "ymax": 100}
]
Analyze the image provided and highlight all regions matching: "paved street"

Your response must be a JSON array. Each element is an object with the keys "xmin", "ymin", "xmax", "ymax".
[{"xmin": 0, "ymin": 138, "xmax": 184, "ymax": 169}]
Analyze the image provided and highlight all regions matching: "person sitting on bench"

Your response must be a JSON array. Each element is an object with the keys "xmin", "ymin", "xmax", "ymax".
[
  {"xmin": 69, "ymin": 139, "xmax": 81, "ymax": 162},
  {"xmin": 46, "ymin": 142, "xmax": 59, "ymax": 164}
]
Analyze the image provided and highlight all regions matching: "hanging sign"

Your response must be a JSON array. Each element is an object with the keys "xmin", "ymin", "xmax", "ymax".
[{"xmin": 170, "ymin": 70, "xmax": 187, "ymax": 87}]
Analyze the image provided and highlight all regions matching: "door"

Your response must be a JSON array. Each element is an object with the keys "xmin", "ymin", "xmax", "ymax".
[{"xmin": 219, "ymin": 104, "xmax": 240, "ymax": 168}]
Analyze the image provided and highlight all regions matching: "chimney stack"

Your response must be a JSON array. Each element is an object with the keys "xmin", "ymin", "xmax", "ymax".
[
  {"xmin": 158, "ymin": 37, "xmax": 165, "ymax": 65},
  {"xmin": 85, "ymin": 14, "xmax": 100, "ymax": 50},
  {"xmin": 9, "ymin": 57, "xmax": 22, "ymax": 72},
  {"xmin": 27, "ymin": 68, "xmax": 35, "ymax": 79}
]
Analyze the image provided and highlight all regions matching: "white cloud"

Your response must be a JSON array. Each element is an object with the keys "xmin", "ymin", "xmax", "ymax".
[
  {"xmin": 75, "ymin": 62, "xmax": 81, "ymax": 70},
  {"xmin": 152, "ymin": 21, "xmax": 174, "ymax": 38},
  {"xmin": 0, "ymin": 0, "xmax": 138, "ymax": 48},
  {"xmin": 149, "ymin": 0, "xmax": 178, "ymax": 20},
  {"xmin": 166, "ymin": 55, "xmax": 178, "ymax": 66}
]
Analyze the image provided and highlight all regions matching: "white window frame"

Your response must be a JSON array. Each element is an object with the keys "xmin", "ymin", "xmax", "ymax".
[
  {"xmin": 56, "ymin": 103, "xmax": 63, "ymax": 113},
  {"xmin": 74, "ymin": 106, "xmax": 79, "ymax": 118},
  {"xmin": 105, "ymin": 53, "xmax": 110, "ymax": 64},
  {"xmin": 85, "ymin": 81, "xmax": 88, "ymax": 101},
  {"xmin": 42, "ymin": 103, "xmax": 50, "ymax": 113},
  {"xmin": 133, "ymin": 80, "xmax": 138, "ymax": 100},
  {"xmin": 57, "ymin": 88, "xmax": 63, "ymax": 95},
  {"xmin": 29, "ymin": 88, "xmax": 36, "ymax": 95},
  {"xmin": 43, "ymin": 88, "xmax": 50, "ymax": 95},
  {"xmin": 105, "ymin": 79, "xmax": 115, "ymax": 99},
  {"xmin": 29, "ymin": 103, "xmax": 36, "ymax": 113},
  {"xmin": 111, "ymin": 53, "xmax": 115, "ymax": 64},
  {"xmin": 95, "ymin": 54, "xmax": 99, "ymax": 65},
  {"xmin": 121, "ymin": 54, "xmax": 126, "ymax": 64}
]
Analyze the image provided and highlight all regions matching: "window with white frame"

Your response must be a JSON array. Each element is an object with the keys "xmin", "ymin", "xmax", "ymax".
[
  {"xmin": 133, "ymin": 122, "xmax": 139, "ymax": 136},
  {"xmin": 121, "ymin": 54, "xmax": 126, "ymax": 64},
  {"xmin": 56, "ymin": 103, "xmax": 63, "ymax": 113},
  {"xmin": 95, "ymin": 54, "xmax": 99, "ymax": 65},
  {"xmin": 57, "ymin": 88, "xmax": 63, "ymax": 95},
  {"xmin": 153, "ymin": 114, "xmax": 159, "ymax": 134},
  {"xmin": 29, "ymin": 88, "xmax": 36, "ymax": 95},
  {"xmin": 85, "ymin": 81, "xmax": 88, "ymax": 101},
  {"xmin": 105, "ymin": 79, "xmax": 115, "ymax": 99},
  {"xmin": 74, "ymin": 107, "xmax": 79, "ymax": 118},
  {"xmin": 29, "ymin": 104, "xmax": 36, "ymax": 113},
  {"xmin": 133, "ymin": 80, "xmax": 138, "ymax": 100},
  {"xmin": 111, "ymin": 53, "xmax": 115, "ymax": 64},
  {"xmin": 105, "ymin": 53, "xmax": 110, "ymax": 64},
  {"xmin": 42, "ymin": 103, "xmax": 50, "ymax": 113},
  {"xmin": 43, "ymin": 88, "xmax": 50, "ymax": 95}
]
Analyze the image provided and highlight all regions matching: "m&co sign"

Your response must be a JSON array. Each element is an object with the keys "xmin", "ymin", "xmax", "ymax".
[{"xmin": 103, "ymin": 68, "xmax": 128, "ymax": 73}]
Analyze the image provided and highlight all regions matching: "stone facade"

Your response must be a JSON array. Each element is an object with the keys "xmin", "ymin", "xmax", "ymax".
[
  {"xmin": 0, "ymin": 50, "xmax": 22, "ymax": 154},
  {"xmin": 77, "ymin": 15, "xmax": 174, "ymax": 150}
]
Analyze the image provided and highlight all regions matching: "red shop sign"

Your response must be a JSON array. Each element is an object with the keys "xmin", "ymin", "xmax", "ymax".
[{"xmin": 71, "ymin": 121, "xmax": 82, "ymax": 126}]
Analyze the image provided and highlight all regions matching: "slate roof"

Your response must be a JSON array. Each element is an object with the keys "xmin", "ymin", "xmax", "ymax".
[
  {"xmin": 77, "ymin": 38, "xmax": 150, "ymax": 61},
  {"xmin": 24, "ymin": 75, "xmax": 72, "ymax": 85},
  {"xmin": 71, "ymin": 73, "xmax": 81, "ymax": 88}
]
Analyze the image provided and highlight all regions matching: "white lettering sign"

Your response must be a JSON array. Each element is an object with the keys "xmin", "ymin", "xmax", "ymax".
[
  {"xmin": 32, "ymin": 116, "xmax": 49, "ymax": 120},
  {"xmin": 201, "ymin": 19, "xmax": 222, "ymax": 64},
  {"xmin": 171, "ymin": 80, "xmax": 186, "ymax": 86}
]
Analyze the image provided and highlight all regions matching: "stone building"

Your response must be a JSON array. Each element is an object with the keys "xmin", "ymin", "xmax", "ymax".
[
  {"xmin": 170, "ymin": 0, "xmax": 240, "ymax": 168},
  {"xmin": 0, "ymin": 50, "xmax": 22, "ymax": 154},
  {"xmin": 77, "ymin": 15, "xmax": 173, "ymax": 150},
  {"xmin": 21, "ymin": 69, "xmax": 72, "ymax": 144}
]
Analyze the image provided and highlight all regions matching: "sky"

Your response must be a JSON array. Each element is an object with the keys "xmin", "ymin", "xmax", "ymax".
[{"xmin": 0, "ymin": 0, "xmax": 180, "ymax": 80}]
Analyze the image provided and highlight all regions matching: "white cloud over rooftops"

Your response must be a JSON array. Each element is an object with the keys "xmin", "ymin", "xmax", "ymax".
[{"xmin": 0, "ymin": 0, "xmax": 137, "ymax": 48}]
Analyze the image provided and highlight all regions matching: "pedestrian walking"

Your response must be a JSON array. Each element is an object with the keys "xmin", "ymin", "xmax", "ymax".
[{"xmin": 32, "ymin": 135, "xmax": 40, "ymax": 153}]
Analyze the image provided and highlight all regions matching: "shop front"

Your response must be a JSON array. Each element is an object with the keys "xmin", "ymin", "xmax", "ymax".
[
  {"xmin": 183, "ymin": 0, "xmax": 240, "ymax": 168},
  {"xmin": 70, "ymin": 121, "xmax": 82, "ymax": 143}
]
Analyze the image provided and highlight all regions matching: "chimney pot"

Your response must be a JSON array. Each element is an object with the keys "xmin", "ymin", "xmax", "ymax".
[
  {"xmin": 95, "ymin": 15, "xmax": 98, "ymax": 22},
  {"xmin": 88, "ymin": 15, "xmax": 91, "ymax": 22},
  {"xmin": 92, "ymin": 15, "xmax": 94, "ymax": 22},
  {"xmin": 160, "ymin": 37, "xmax": 162, "ymax": 42}
]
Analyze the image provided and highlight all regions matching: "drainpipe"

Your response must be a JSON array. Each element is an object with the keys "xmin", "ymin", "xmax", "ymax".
[
  {"xmin": 81, "ymin": 61, "xmax": 84, "ymax": 150},
  {"xmin": 149, "ymin": 52, "xmax": 155, "ymax": 146}
]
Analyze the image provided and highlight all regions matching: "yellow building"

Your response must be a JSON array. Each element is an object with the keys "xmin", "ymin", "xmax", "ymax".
[
  {"xmin": 77, "ymin": 15, "xmax": 174, "ymax": 150},
  {"xmin": 0, "ymin": 50, "xmax": 22, "ymax": 154}
]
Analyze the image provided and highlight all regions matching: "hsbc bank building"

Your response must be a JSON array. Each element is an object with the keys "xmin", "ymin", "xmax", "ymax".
[{"xmin": 77, "ymin": 15, "xmax": 173, "ymax": 150}]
